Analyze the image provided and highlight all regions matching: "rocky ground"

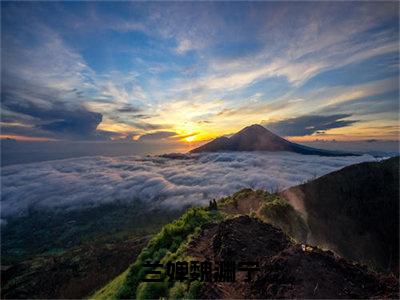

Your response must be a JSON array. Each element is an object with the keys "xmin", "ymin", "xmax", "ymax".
[{"xmin": 187, "ymin": 216, "xmax": 399, "ymax": 299}]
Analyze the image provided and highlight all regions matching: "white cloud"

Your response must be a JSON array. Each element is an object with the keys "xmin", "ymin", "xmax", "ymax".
[
  {"xmin": 325, "ymin": 77, "xmax": 398, "ymax": 106},
  {"xmin": 170, "ymin": 3, "xmax": 398, "ymax": 94},
  {"xmin": 3, "ymin": 27, "xmax": 94, "ymax": 95},
  {"xmin": 2, "ymin": 24, "xmax": 151, "ymax": 137},
  {"xmin": 1, "ymin": 152, "xmax": 376, "ymax": 220},
  {"xmin": 175, "ymin": 39, "xmax": 193, "ymax": 54}
]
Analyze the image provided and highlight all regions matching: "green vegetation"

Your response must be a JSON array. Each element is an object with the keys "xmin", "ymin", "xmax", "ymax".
[
  {"xmin": 218, "ymin": 188, "xmax": 260, "ymax": 207},
  {"xmin": 117, "ymin": 207, "xmax": 223, "ymax": 299},
  {"xmin": 2, "ymin": 200, "xmax": 185, "ymax": 299},
  {"xmin": 218, "ymin": 188, "xmax": 308, "ymax": 243},
  {"xmin": 2, "ymin": 200, "xmax": 184, "ymax": 264},
  {"xmin": 89, "ymin": 269, "xmax": 130, "ymax": 300},
  {"xmin": 257, "ymin": 194, "xmax": 308, "ymax": 242}
]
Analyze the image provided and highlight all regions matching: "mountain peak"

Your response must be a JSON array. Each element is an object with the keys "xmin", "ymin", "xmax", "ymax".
[
  {"xmin": 190, "ymin": 124, "xmax": 358, "ymax": 156},
  {"xmin": 237, "ymin": 124, "xmax": 269, "ymax": 134},
  {"xmin": 244, "ymin": 124, "xmax": 266, "ymax": 130}
]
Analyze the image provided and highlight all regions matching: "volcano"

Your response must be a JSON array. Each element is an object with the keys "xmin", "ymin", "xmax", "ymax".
[{"xmin": 190, "ymin": 124, "xmax": 357, "ymax": 156}]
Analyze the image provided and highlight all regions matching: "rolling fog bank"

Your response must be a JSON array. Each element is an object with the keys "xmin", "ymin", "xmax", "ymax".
[{"xmin": 1, "ymin": 152, "xmax": 377, "ymax": 223}]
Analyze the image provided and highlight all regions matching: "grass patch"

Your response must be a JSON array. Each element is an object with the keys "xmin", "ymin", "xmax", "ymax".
[
  {"xmin": 218, "ymin": 188, "xmax": 266, "ymax": 208},
  {"xmin": 2, "ymin": 200, "xmax": 184, "ymax": 265},
  {"xmin": 89, "ymin": 268, "xmax": 129, "ymax": 300},
  {"xmin": 117, "ymin": 207, "xmax": 223, "ymax": 299},
  {"xmin": 258, "ymin": 194, "xmax": 308, "ymax": 242}
]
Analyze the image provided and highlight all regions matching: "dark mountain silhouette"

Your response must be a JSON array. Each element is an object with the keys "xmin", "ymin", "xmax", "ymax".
[
  {"xmin": 280, "ymin": 156, "xmax": 399, "ymax": 274},
  {"xmin": 190, "ymin": 124, "xmax": 357, "ymax": 156}
]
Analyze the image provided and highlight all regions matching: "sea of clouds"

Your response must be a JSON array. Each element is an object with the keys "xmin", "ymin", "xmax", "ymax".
[{"xmin": 1, "ymin": 152, "xmax": 377, "ymax": 222}]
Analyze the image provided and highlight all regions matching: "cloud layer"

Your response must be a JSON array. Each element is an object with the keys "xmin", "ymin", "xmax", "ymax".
[
  {"xmin": 266, "ymin": 114, "xmax": 357, "ymax": 136},
  {"xmin": 1, "ymin": 152, "xmax": 376, "ymax": 221}
]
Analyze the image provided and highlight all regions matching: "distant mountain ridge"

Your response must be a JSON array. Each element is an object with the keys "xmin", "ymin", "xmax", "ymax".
[{"xmin": 190, "ymin": 124, "xmax": 358, "ymax": 156}]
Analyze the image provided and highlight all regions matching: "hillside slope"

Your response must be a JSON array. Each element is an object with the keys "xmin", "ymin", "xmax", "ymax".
[
  {"xmin": 190, "ymin": 124, "xmax": 357, "ymax": 156},
  {"xmin": 281, "ymin": 156, "xmax": 399, "ymax": 274},
  {"xmin": 1, "ymin": 236, "xmax": 149, "ymax": 299},
  {"xmin": 95, "ymin": 211, "xmax": 398, "ymax": 299},
  {"xmin": 189, "ymin": 216, "xmax": 397, "ymax": 299},
  {"xmin": 91, "ymin": 157, "xmax": 399, "ymax": 299},
  {"xmin": 1, "ymin": 202, "xmax": 184, "ymax": 299}
]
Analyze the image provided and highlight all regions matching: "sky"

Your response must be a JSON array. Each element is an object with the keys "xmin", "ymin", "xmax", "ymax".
[{"xmin": 1, "ymin": 2, "xmax": 399, "ymax": 152}]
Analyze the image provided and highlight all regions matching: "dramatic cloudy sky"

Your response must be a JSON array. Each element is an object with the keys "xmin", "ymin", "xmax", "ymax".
[{"xmin": 1, "ymin": 2, "xmax": 399, "ymax": 148}]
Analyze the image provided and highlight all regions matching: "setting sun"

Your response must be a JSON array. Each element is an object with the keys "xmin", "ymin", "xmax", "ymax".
[{"xmin": 185, "ymin": 135, "xmax": 196, "ymax": 142}]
